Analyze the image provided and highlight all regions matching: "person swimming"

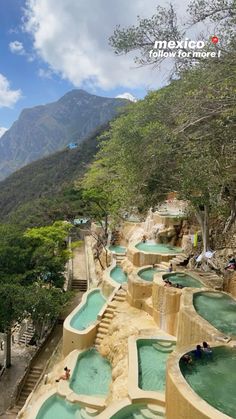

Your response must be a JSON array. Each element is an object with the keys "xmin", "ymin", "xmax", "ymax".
[{"xmin": 202, "ymin": 341, "xmax": 213, "ymax": 355}]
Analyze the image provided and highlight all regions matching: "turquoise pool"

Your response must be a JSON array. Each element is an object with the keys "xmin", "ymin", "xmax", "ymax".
[
  {"xmin": 110, "ymin": 403, "xmax": 156, "ymax": 419},
  {"xmin": 135, "ymin": 242, "xmax": 182, "ymax": 254},
  {"xmin": 70, "ymin": 348, "xmax": 111, "ymax": 396},
  {"xmin": 36, "ymin": 395, "xmax": 82, "ymax": 419},
  {"xmin": 110, "ymin": 266, "xmax": 127, "ymax": 284},
  {"xmin": 180, "ymin": 346, "xmax": 236, "ymax": 418},
  {"xmin": 193, "ymin": 291, "xmax": 236, "ymax": 336},
  {"xmin": 109, "ymin": 245, "xmax": 126, "ymax": 254},
  {"xmin": 138, "ymin": 267, "xmax": 165, "ymax": 282},
  {"xmin": 163, "ymin": 272, "xmax": 203, "ymax": 288},
  {"xmin": 137, "ymin": 339, "xmax": 176, "ymax": 392},
  {"xmin": 70, "ymin": 289, "xmax": 106, "ymax": 330}
]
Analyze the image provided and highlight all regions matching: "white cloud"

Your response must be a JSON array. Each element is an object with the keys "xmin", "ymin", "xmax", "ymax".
[
  {"xmin": 9, "ymin": 40, "xmax": 25, "ymax": 55},
  {"xmin": 0, "ymin": 127, "xmax": 8, "ymax": 138},
  {"xmin": 23, "ymin": 0, "xmax": 189, "ymax": 91},
  {"xmin": 38, "ymin": 68, "xmax": 53, "ymax": 79},
  {"xmin": 0, "ymin": 74, "xmax": 22, "ymax": 108},
  {"xmin": 116, "ymin": 92, "xmax": 137, "ymax": 102}
]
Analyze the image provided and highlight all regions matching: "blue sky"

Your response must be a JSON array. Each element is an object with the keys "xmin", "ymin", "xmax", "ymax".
[{"xmin": 0, "ymin": 0, "xmax": 189, "ymax": 131}]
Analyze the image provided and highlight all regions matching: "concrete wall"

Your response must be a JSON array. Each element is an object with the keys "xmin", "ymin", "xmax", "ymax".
[
  {"xmin": 166, "ymin": 344, "xmax": 232, "ymax": 419},
  {"xmin": 127, "ymin": 244, "xmax": 173, "ymax": 267},
  {"xmin": 152, "ymin": 274, "xmax": 181, "ymax": 336},
  {"xmin": 176, "ymin": 289, "xmax": 231, "ymax": 348}
]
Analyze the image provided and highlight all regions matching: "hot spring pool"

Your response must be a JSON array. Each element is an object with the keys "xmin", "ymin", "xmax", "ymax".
[
  {"xmin": 109, "ymin": 245, "xmax": 126, "ymax": 254},
  {"xmin": 193, "ymin": 291, "xmax": 236, "ymax": 336},
  {"xmin": 180, "ymin": 346, "xmax": 236, "ymax": 418},
  {"xmin": 137, "ymin": 339, "xmax": 176, "ymax": 392},
  {"xmin": 110, "ymin": 403, "xmax": 156, "ymax": 419},
  {"xmin": 135, "ymin": 242, "xmax": 182, "ymax": 254},
  {"xmin": 36, "ymin": 395, "xmax": 82, "ymax": 419},
  {"xmin": 163, "ymin": 272, "xmax": 203, "ymax": 288},
  {"xmin": 110, "ymin": 266, "xmax": 127, "ymax": 284},
  {"xmin": 70, "ymin": 348, "xmax": 111, "ymax": 396},
  {"xmin": 70, "ymin": 289, "xmax": 106, "ymax": 330},
  {"xmin": 138, "ymin": 267, "xmax": 165, "ymax": 282}
]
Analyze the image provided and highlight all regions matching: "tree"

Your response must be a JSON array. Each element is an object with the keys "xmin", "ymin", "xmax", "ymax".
[
  {"xmin": 26, "ymin": 284, "xmax": 70, "ymax": 342},
  {"xmin": 0, "ymin": 284, "xmax": 26, "ymax": 367},
  {"xmin": 24, "ymin": 221, "xmax": 72, "ymax": 288}
]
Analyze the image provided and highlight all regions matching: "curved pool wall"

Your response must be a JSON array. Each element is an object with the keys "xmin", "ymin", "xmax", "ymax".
[
  {"xmin": 109, "ymin": 245, "xmax": 126, "ymax": 254},
  {"xmin": 193, "ymin": 291, "xmax": 236, "ymax": 337},
  {"xmin": 97, "ymin": 398, "xmax": 165, "ymax": 419},
  {"xmin": 35, "ymin": 394, "xmax": 82, "ymax": 419},
  {"xmin": 177, "ymin": 289, "xmax": 234, "ymax": 348},
  {"xmin": 163, "ymin": 272, "xmax": 204, "ymax": 288},
  {"xmin": 127, "ymin": 242, "xmax": 183, "ymax": 267},
  {"xmin": 135, "ymin": 242, "xmax": 182, "ymax": 255},
  {"xmin": 69, "ymin": 348, "xmax": 112, "ymax": 398},
  {"xmin": 138, "ymin": 267, "xmax": 165, "ymax": 282},
  {"xmin": 63, "ymin": 288, "xmax": 113, "ymax": 356},
  {"xmin": 166, "ymin": 342, "xmax": 236, "ymax": 419},
  {"xmin": 128, "ymin": 335, "xmax": 176, "ymax": 404}
]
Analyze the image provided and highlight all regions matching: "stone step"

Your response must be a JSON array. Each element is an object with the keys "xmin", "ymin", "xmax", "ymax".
[
  {"xmin": 105, "ymin": 307, "xmax": 116, "ymax": 313},
  {"xmin": 100, "ymin": 318, "xmax": 111, "ymax": 325},
  {"xmin": 97, "ymin": 327, "xmax": 109, "ymax": 334},
  {"xmin": 139, "ymin": 408, "xmax": 164, "ymax": 419},
  {"xmin": 113, "ymin": 296, "xmax": 125, "ymax": 302},
  {"xmin": 103, "ymin": 313, "xmax": 114, "ymax": 319},
  {"xmin": 99, "ymin": 321, "xmax": 109, "ymax": 328}
]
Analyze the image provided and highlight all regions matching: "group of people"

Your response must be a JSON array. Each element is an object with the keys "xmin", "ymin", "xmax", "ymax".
[{"xmin": 182, "ymin": 341, "xmax": 213, "ymax": 365}]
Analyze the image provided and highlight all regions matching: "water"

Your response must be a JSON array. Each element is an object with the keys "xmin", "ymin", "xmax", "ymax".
[
  {"xmin": 110, "ymin": 266, "xmax": 128, "ymax": 284},
  {"xmin": 180, "ymin": 346, "xmax": 236, "ymax": 418},
  {"xmin": 137, "ymin": 339, "xmax": 176, "ymax": 392},
  {"xmin": 36, "ymin": 395, "xmax": 82, "ymax": 419},
  {"xmin": 70, "ymin": 348, "xmax": 111, "ymax": 396},
  {"xmin": 70, "ymin": 290, "xmax": 106, "ymax": 330},
  {"xmin": 135, "ymin": 242, "xmax": 182, "ymax": 254},
  {"xmin": 193, "ymin": 292, "xmax": 236, "ymax": 336},
  {"xmin": 138, "ymin": 267, "xmax": 165, "ymax": 282},
  {"xmin": 110, "ymin": 404, "xmax": 149, "ymax": 419},
  {"xmin": 163, "ymin": 273, "xmax": 203, "ymax": 288},
  {"xmin": 109, "ymin": 245, "xmax": 126, "ymax": 254}
]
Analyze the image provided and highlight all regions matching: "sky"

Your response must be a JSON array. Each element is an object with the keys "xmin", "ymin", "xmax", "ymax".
[{"xmin": 0, "ymin": 0, "xmax": 190, "ymax": 131}]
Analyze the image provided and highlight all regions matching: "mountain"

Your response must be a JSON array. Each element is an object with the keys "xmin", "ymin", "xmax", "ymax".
[
  {"xmin": 0, "ymin": 124, "xmax": 106, "ymax": 228},
  {"xmin": 0, "ymin": 90, "xmax": 128, "ymax": 180}
]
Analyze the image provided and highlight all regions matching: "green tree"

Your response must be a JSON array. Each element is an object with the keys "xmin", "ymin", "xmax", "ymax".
[{"xmin": 0, "ymin": 284, "xmax": 26, "ymax": 367}]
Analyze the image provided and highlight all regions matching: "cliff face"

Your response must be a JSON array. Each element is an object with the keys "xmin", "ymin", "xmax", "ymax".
[{"xmin": 0, "ymin": 90, "xmax": 128, "ymax": 180}]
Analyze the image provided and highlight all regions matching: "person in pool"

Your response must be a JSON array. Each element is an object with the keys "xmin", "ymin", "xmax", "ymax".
[
  {"xmin": 194, "ymin": 344, "xmax": 203, "ymax": 359},
  {"xmin": 168, "ymin": 263, "xmax": 173, "ymax": 272},
  {"xmin": 56, "ymin": 366, "xmax": 71, "ymax": 382},
  {"xmin": 202, "ymin": 341, "xmax": 213, "ymax": 356},
  {"xmin": 182, "ymin": 354, "xmax": 192, "ymax": 365}
]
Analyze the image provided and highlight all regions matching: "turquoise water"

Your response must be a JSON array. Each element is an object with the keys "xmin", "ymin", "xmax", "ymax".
[
  {"xmin": 36, "ymin": 395, "xmax": 82, "ymax": 419},
  {"xmin": 135, "ymin": 242, "xmax": 182, "ymax": 254},
  {"xmin": 180, "ymin": 346, "xmax": 236, "ymax": 418},
  {"xmin": 109, "ymin": 245, "xmax": 126, "ymax": 254},
  {"xmin": 193, "ymin": 292, "xmax": 236, "ymax": 336},
  {"xmin": 137, "ymin": 339, "xmax": 176, "ymax": 392},
  {"xmin": 70, "ymin": 290, "xmax": 106, "ymax": 330},
  {"xmin": 163, "ymin": 273, "xmax": 203, "ymax": 288},
  {"xmin": 70, "ymin": 348, "xmax": 111, "ymax": 396},
  {"xmin": 110, "ymin": 266, "xmax": 128, "ymax": 284},
  {"xmin": 110, "ymin": 404, "xmax": 149, "ymax": 419},
  {"xmin": 138, "ymin": 267, "xmax": 165, "ymax": 282}
]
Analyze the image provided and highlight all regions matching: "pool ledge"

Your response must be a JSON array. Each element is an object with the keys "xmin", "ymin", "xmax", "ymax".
[
  {"xmin": 127, "ymin": 242, "xmax": 183, "ymax": 267},
  {"xmin": 176, "ymin": 288, "xmax": 234, "ymax": 348},
  {"xmin": 57, "ymin": 349, "xmax": 108, "ymax": 409},
  {"xmin": 128, "ymin": 335, "xmax": 176, "ymax": 406},
  {"xmin": 63, "ymin": 287, "xmax": 119, "ymax": 356},
  {"xmin": 166, "ymin": 342, "xmax": 234, "ymax": 419}
]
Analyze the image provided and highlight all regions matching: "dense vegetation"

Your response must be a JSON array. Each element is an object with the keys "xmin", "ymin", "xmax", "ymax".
[
  {"xmin": 83, "ymin": 0, "xmax": 236, "ymax": 253},
  {"xmin": 0, "ymin": 124, "xmax": 108, "ymax": 228}
]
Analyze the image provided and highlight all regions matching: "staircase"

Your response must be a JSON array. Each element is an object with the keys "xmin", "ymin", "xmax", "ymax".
[
  {"xmin": 115, "ymin": 253, "xmax": 126, "ymax": 266},
  {"xmin": 18, "ymin": 322, "xmax": 35, "ymax": 345},
  {"xmin": 71, "ymin": 277, "xmax": 87, "ymax": 292},
  {"xmin": 159, "ymin": 253, "xmax": 188, "ymax": 270},
  {"xmin": 94, "ymin": 287, "xmax": 127, "ymax": 349},
  {"xmin": 9, "ymin": 366, "xmax": 43, "ymax": 416},
  {"xmin": 111, "ymin": 230, "xmax": 121, "ymax": 245}
]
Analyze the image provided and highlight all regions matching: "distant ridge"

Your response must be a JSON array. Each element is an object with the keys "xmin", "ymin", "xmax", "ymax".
[{"xmin": 0, "ymin": 89, "xmax": 128, "ymax": 180}]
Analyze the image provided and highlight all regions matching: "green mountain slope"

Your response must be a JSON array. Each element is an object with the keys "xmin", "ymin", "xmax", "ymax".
[{"xmin": 0, "ymin": 89, "xmax": 127, "ymax": 180}]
